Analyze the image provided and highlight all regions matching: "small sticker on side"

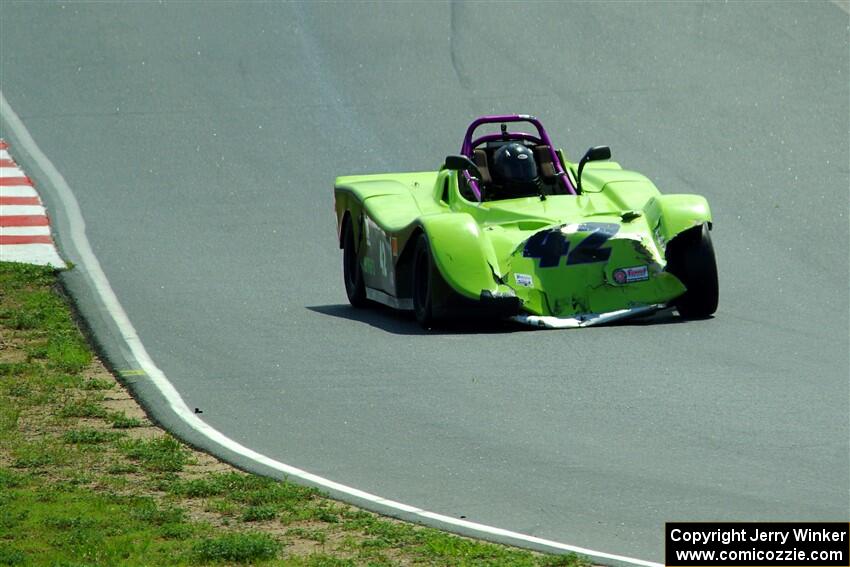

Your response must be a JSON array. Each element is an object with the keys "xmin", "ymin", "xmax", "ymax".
[
  {"xmin": 514, "ymin": 273, "xmax": 533, "ymax": 287},
  {"xmin": 613, "ymin": 265, "xmax": 649, "ymax": 284}
]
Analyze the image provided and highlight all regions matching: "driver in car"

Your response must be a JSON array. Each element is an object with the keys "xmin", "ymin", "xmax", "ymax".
[{"xmin": 488, "ymin": 142, "xmax": 542, "ymax": 200}]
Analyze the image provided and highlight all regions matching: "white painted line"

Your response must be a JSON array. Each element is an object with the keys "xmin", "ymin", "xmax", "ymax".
[
  {"xmin": 0, "ymin": 89, "xmax": 662, "ymax": 567},
  {"xmin": 0, "ymin": 205, "xmax": 46, "ymax": 216},
  {"xmin": 0, "ymin": 186, "xmax": 38, "ymax": 197},
  {"xmin": 0, "ymin": 243, "xmax": 64, "ymax": 268},
  {"xmin": 0, "ymin": 167, "xmax": 26, "ymax": 177},
  {"xmin": 831, "ymin": 0, "xmax": 849, "ymax": 15},
  {"xmin": 0, "ymin": 150, "xmax": 11, "ymax": 161},
  {"xmin": 417, "ymin": 511, "xmax": 643, "ymax": 560},
  {"xmin": 0, "ymin": 226, "xmax": 52, "ymax": 236}
]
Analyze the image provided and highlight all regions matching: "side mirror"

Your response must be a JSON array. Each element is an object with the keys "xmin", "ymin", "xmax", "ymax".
[
  {"xmin": 576, "ymin": 145, "xmax": 611, "ymax": 193},
  {"xmin": 444, "ymin": 154, "xmax": 482, "ymax": 180}
]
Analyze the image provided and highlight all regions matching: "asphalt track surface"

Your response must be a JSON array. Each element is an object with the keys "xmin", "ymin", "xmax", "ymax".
[{"xmin": 1, "ymin": 3, "xmax": 848, "ymax": 562}]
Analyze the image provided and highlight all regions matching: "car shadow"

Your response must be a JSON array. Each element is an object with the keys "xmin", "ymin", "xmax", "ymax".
[
  {"xmin": 306, "ymin": 304, "xmax": 696, "ymax": 335},
  {"xmin": 305, "ymin": 304, "xmax": 532, "ymax": 336}
]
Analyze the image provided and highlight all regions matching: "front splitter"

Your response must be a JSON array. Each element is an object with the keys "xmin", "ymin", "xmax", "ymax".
[{"xmin": 511, "ymin": 304, "xmax": 665, "ymax": 328}]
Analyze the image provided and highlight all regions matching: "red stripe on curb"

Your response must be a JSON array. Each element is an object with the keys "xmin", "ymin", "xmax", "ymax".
[
  {"xmin": 0, "ymin": 141, "xmax": 8, "ymax": 150},
  {"xmin": 0, "ymin": 215, "xmax": 49, "ymax": 227},
  {"xmin": 0, "ymin": 235, "xmax": 54, "ymax": 245},
  {"xmin": 0, "ymin": 177, "xmax": 33, "ymax": 187},
  {"xmin": 0, "ymin": 159, "xmax": 17, "ymax": 168},
  {"xmin": 0, "ymin": 196, "xmax": 41, "ymax": 206}
]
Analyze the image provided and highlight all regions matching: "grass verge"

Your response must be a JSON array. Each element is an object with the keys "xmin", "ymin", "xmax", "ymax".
[{"xmin": 0, "ymin": 261, "xmax": 591, "ymax": 566}]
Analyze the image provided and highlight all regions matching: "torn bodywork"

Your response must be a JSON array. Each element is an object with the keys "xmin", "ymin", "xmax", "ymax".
[{"xmin": 498, "ymin": 221, "xmax": 685, "ymax": 325}]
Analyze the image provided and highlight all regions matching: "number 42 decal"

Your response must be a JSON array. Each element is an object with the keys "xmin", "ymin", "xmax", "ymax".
[{"xmin": 522, "ymin": 223, "xmax": 620, "ymax": 268}]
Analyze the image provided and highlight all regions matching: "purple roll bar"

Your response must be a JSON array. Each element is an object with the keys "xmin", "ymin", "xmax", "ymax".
[{"xmin": 459, "ymin": 114, "xmax": 576, "ymax": 201}]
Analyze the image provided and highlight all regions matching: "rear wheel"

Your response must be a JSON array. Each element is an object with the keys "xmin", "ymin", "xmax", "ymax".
[
  {"xmin": 342, "ymin": 217, "xmax": 368, "ymax": 308},
  {"xmin": 412, "ymin": 233, "xmax": 441, "ymax": 328},
  {"xmin": 666, "ymin": 224, "xmax": 719, "ymax": 319}
]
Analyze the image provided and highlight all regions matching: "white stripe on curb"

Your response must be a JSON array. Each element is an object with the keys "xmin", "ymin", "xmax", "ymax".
[
  {"xmin": 0, "ymin": 205, "xmax": 46, "ymax": 216},
  {"xmin": 0, "ymin": 244, "xmax": 64, "ymax": 267},
  {"xmin": 0, "ymin": 226, "xmax": 52, "ymax": 236},
  {"xmin": 0, "ymin": 89, "xmax": 663, "ymax": 567},
  {"xmin": 0, "ymin": 166, "xmax": 27, "ymax": 177},
  {"xmin": 0, "ymin": 186, "xmax": 39, "ymax": 197}
]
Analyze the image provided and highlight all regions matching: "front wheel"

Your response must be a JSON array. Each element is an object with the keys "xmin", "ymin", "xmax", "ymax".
[
  {"xmin": 342, "ymin": 218, "xmax": 368, "ymax": 308},
  {"xmin": 412, "ymin": 233, "xmax": 442, "ymax": 329},
  {"xmin": 666, "ymin": 223, "xmax": 719, "ymax": 319}
]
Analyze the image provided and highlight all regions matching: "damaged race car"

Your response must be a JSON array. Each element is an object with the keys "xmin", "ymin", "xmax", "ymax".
[{"xmin": 333, "ymin": 114, "xmax": 718, "ymax": 329}]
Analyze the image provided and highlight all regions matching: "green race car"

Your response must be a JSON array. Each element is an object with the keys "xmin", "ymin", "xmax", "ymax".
[{"xmin": 334, "ymin": 114, "xmax": 718, "ymax": 329}]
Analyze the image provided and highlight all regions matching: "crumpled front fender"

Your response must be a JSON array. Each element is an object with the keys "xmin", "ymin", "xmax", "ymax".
[{"xmin": 645, "ymin": 194, "xmax": 712, "ymax": 245}]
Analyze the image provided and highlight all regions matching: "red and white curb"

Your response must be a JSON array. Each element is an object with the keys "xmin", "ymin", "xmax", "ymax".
[{"xmin": 0, "ymin": 140, "xmax": 66, "ymax": 268}]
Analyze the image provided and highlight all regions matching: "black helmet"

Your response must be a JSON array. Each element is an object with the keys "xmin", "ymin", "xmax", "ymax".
[{"xmin": 492, "ymin": 142, "xmax": 538, "ymax": 189}]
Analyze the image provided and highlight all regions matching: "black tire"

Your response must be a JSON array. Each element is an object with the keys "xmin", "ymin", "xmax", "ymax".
[
  {"xmin": 342, "ymin": 217, "xmax": 368, "ymax": 308},
  {"xmin": 412, "ymin": 233, "xmax": 440, "ymax": 329},
  {"xmin": 666, "ymin": 223, "xmax": 719, "ymax": 319}
]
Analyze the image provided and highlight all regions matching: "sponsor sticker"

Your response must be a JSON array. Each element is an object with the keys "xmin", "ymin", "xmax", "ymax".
[
  {"xmin": 514, "ymin": 273, "xmax": 533, "ymax": 287},
  {"xmin": 613, "ymin": 265, "xmax": 649, "ymax": 284}
]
